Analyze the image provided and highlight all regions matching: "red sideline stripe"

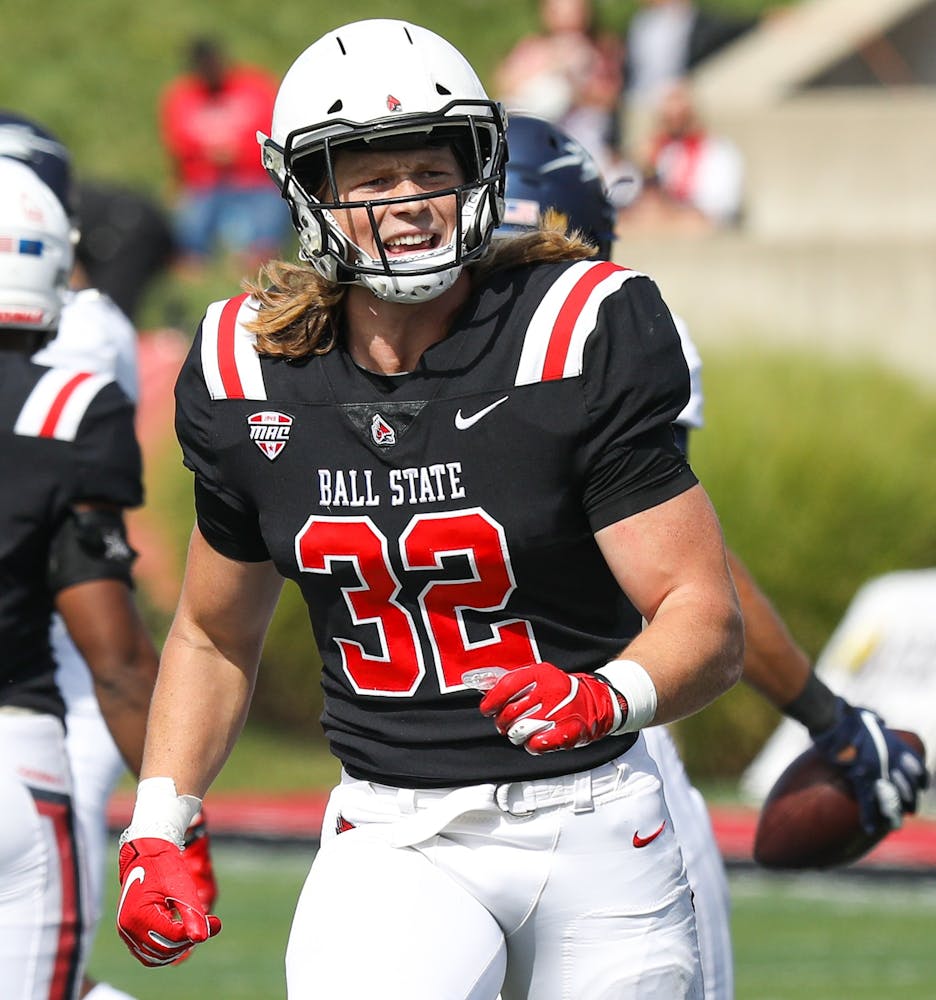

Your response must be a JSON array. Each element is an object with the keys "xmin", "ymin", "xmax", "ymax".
[
  {"xmin": 108, "ymin": 791, "xmax": 331, "ymax": 839},
  {"xmin": 541, "ymin": 261, "xmax": 621, "ymax": 381},
  {"xmin": 107, "ymin": 794, "xmax": 936, "ymax": 868},
  {"xmin": 217, "ymin": 293, "xmax": 250, "ymax": 399},
  {"xmin": 710, "ymin": 806, "xmax": 936, "ymax": 870},
  {"xmin": 39, "ymin": 371, "xmax": 93, "ymax": 438}
]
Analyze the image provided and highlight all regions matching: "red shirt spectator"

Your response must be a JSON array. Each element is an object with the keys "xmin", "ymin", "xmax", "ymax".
[
  {"xmin": 160, "ymin": 49, "xmax": 276, "ymax": 190},
  {"xmin": 158, "ymin": 38, "xmax": 289, "ymax": 268}
]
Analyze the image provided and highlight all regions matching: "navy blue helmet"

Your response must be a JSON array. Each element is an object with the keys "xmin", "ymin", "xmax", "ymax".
[
  {"xmin": 500, "ymin": 113, "xmax": 615, "ymax": 259},
  {"xmin": 0, "ymin": 111, "xmax": 75, "ymax": 221}
]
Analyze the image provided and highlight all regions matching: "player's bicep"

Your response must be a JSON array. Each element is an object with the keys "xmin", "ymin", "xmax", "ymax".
[{"xmin": 594, "ymin": 483, "xmax": 733, "ymax": 622}]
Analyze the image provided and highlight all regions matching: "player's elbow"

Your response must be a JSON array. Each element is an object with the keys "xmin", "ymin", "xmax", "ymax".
[{"xmin": 716, "ymin": 599, "xmax": 745, "ymax": 693}]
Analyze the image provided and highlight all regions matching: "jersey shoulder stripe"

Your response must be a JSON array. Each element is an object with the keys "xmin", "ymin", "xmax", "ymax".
[
  {"xmin": 200, "ymin": 292, "xmax": 267, "ymax": 401},
  {"xmin": 14, "ymin": 369, "xmax": 112, "ymax": 441},
  {"xmin": 514, "ymin": 260, "xmax": 643, "ymax": 386}
]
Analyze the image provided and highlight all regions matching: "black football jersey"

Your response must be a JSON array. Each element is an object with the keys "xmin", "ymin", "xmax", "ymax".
[
  {"xmin": 176, "ymin": 259, "xmax": 698, "ymax": 787},
  {"xmin": 0, "ymin": 353, "xmax": 142, "ymax": 719}
]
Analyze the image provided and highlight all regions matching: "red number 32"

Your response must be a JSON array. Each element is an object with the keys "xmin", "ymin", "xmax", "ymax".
[{"xmin": 295, "ymin": 508, "xmax": 539, "ymax": 696}]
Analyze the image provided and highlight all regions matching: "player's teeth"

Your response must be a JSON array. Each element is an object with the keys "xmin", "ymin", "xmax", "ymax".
[{"xmin": 386, "ymin": 235, "xmax": 429, "ymax": 246}]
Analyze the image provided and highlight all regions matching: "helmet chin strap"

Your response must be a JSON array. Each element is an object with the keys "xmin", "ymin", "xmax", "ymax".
[{"xmin": 360, "ymin": 264, "xmax": 463, "ymax": 303}]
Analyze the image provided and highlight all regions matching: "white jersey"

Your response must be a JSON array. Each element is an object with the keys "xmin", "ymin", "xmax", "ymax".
[
  {"xmin": 673, "ymin": 314, "xmax": 704, "ymax": 432},
  {"xmin": 743, "ymin": 570, "xmax": 936, "ymax": 817},
  {"xmin": 35, "ymin": 287, "xmax": 139, "ymax": 402}
]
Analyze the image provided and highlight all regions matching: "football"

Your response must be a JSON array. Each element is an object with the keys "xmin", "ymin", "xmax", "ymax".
[{"xmin": 752, "ymin": 729, "xmax": 926, "ymax": 870}]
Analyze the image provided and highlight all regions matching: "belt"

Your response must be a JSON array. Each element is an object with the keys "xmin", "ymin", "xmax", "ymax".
[{"xmin": 347, "ymin": 755, "xmax": 629, "ymax": 849}]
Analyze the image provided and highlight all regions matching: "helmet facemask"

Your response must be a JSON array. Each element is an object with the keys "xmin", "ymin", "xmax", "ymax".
[{"xmin": 265, "ymin": 103, "xmax": 506, "ymax": 302}]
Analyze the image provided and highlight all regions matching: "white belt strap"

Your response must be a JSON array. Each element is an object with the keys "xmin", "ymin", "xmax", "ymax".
[{"xmin": 380, "ymin": 784, "xmax": 497, "ymax": 849}]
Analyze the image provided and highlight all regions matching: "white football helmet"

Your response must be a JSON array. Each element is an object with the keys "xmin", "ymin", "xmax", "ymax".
[
  {"xmin": 0, "ymin": 158, "xmax": 73, "ymax": 334},
  {"xmin": 258, "ymin": 19, "xmax": 507, "ymax": 303}
]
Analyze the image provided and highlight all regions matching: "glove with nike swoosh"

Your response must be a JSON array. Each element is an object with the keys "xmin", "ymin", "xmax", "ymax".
[
  {"xmin": 117, "ymin": 837, "xmax": 222, "ymax": 966},
  {"xmin": 476, "ymin": 661, "xmax": 629, "ymax": 754},
  {"xmin": 116, "ymin": 777, "xmax": 222, "ymax": 967}
]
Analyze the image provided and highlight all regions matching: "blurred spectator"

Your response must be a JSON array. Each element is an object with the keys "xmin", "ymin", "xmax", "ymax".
[
  {"xmin": 74, "ymin": 180, "xmax": 175, "ymax": 323},
  {"xmin": 619, "ymin": 78, "xmax": 744, "ymax": 233},
  {"xmin": 159, "ymin": 36, "xmax": 290, "ymax": 273},
  {"xmin": 625, "ymin": 0, "xmax": 760, "ymax": 103},
  {"xmin": 494, "ymin": 0, "xmax": 625, "ymax": 182}
]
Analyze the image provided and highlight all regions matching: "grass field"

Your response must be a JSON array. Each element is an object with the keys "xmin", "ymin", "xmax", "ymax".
[{"xmin": 90, "ymin": 843, "xmax": 936, "ymax": 999}]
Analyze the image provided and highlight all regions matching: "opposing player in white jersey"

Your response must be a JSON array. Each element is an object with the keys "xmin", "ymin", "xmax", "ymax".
[
  {"xmin": 499, "ymin": 112, "xmax": 929, "ymax": 999},
  {"xmin": 0, "ymin": 111, "xmax": 216, "ymax": 1000}
]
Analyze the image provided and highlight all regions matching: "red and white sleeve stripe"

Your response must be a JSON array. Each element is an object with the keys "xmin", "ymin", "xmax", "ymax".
[
  {"xmin": 514, "ymin": 261, "xmax": 642, "ymax": 386},
  {"xmin": 200, "ymin": 293, "xmax": 267, "ymax": 400},
  {"xmin": 14, "ymin": 369, "xmax": 113, "ymax": 441}
]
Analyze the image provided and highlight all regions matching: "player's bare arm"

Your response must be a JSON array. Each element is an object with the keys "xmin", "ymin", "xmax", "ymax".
[
  {"xmin": 117, "ymin": 528, "xmax": 281, "ymax": 966},
  {"xmin": 728, "ymin": 549, "xmax": 812, "ymax": 707},
  {"xmin": 595, "ymin": 483, "xmax": 744, "ymax": 725},
  {"xmin": 48, "ymin": 499, "xmax": 157, "ymax": 775},
  {"xmin": 55, "ymin": 576, "xmax": 156, "ymax": 775},
  {"xmin": 141, "ymin": 525, "xmax": 283, "ymax": 798}
]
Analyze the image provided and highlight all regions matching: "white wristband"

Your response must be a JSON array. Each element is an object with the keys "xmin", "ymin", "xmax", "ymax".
[
  {"xmin": 596, "ymin": 659, "xmax": 658, "ymax": 734},
  {"xmin": 119, "ymin": 777, "xmax": 203, "ymax": 848}
]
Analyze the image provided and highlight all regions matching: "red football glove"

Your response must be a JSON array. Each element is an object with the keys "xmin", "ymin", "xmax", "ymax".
[
  {"xmin": 117, "ymin": 837, "xmax": 222, "ymax": 967},
  {"xmin": 183, "ymin": 811, "xmax": 218, "ymax": 911},
  {"xmin": 478, "ymin": 662, "xmax": 628, "ymax": 754}
]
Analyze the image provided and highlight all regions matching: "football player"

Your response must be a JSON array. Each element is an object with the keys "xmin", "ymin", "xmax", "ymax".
[
  {"xmin": 0, "ymin": 157, "xmax": 151, "ymax": 1000},
  {"xmin": 0, "ymin": 112, "xmax": 216, "ymax": 1000},
  {"xmin": 497, "ymin": 112, "xmax": 929, "ymax": 997},
  {"xmin": 116, "ymin": 19, "xmax": 744, "ymax": 997}
]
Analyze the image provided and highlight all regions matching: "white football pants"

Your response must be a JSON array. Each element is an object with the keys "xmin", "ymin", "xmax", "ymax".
[
  {"xmin": 290, "ymin": 735, "xmax": 702, "ymax": 999},
  {"xmin": 0, "ymin": 710, "xmax": 84, "ymax": 1000},
  {"xmin": 644, "ymin": 726, "xmax": 734, "ymax": 999}
]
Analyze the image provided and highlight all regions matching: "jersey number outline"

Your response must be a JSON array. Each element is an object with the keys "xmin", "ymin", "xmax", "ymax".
[{"xmin": 294, "ymin": 508, "xmax": 539, "ymax": 696}]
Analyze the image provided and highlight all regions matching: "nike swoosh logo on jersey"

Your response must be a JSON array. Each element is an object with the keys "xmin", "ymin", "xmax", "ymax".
[
  {"xmin": 632, "ymin": 821, "xmax": 666, "ymax": 848},
  {"xmin": 454, "ymin": 395, "xmax": 509, "ymax": 430}
]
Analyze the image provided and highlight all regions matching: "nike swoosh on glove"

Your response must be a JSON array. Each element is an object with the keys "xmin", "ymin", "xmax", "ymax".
[
  {"xmin": 117, "ymin": 837, "xmax": 222, "ymax": 967},
  {"xmin": 812, "ymin": 698, "xmax": 929, "ymax": 833},
  {"xmin": 478, "ymin": 661, "xmax": 628, "ymax": 754},
  {"xmin": 183, "ymin": 811, "xmax": 218, "ymax": 911}
]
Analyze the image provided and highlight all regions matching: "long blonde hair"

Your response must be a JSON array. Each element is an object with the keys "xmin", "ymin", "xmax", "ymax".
[{"xmin": 244, "ymin": 211, "xmax": 598, "ymax": 359}]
